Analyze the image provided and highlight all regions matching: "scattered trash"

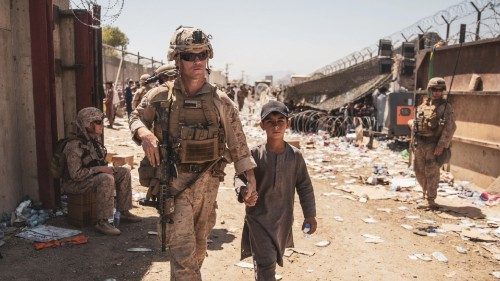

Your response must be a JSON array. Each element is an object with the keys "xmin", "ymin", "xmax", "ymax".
[
  {"xmin": 306, "ymin": 269, "xmax": 314, "ymax": 273},
  {"xmin": 411, "ymin": 253, "xmax": 432, "ymax": 262},
  {"xmin": 275, "ymin": 274, "xmax": 283, "ymax": 280},
  {"xmin": 148, "ymin": 231, "xmax": 158, "ymax": 236},
  {"xmin": 359, "ymin": 197, "xmax": 368, "ymax": 203},
  {"xmin": 401, "ymin": 224, "xmax": 413, "ymax": 230},
  {"xmin": 461, "ymin": 229, "xmax": 498, "ymax": 242},
  {"xmin": 491, "ymin": 272, "xmax": 500, "ymax": 279},
  {"xmin": 127, "ymin": 248, "xmax": 153, "ymax": 252},
  {"xmin": 362, "ymin": 234, "xmax": 383, "ymax": 244},
  {"xmin": 16, "ymin": 225, "xmax": 81, "ymax": 242},
  {"xmin": 315, "ymin": 240, "xmax": 330, "ymax": 247},
  {"xmin": 455, "ymin": 245, "xmax": 467, "ymax": 254},
  {"xmin": 405, "ymin": 215, "xmax": 420, "ymax": 220},
  {"xmin": 432, "ymin": 251, "xmax": 448, "ymax": 262},
  {"xmin": 362, "ymin": 217, "xmax": 378, "ymax": 224},
  {"xmin": 33, "ymin": 234, "xmax": 87, "ymax": 250},
  {"xmin": 377, "ymin": 208, "xmax": 391, "ymax": 213},
  {"xmin": 333, "ymin": 216, "xmax": 344, "ymax": 222},
  {"xmin": 322, "ymin": 192, "xmax": 341, "ymax": 197},
  {"xmin": 235, "ymin": 261, "xmax": 254, "ymax": 269}
]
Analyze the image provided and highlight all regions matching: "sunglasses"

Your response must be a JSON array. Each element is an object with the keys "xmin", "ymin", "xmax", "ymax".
[
  {"xmin": 93, "ymin": 120, "xmax": 103, "ymax": 125},
  {"xmin": 179, "ymin": 52, "xmax": 208, "ymax": 62}
]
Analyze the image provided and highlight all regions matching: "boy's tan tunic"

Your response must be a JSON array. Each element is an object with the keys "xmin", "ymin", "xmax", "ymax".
[{"xmin": 241, "ymin": 143, "xmax": 316, "ymax": 267}]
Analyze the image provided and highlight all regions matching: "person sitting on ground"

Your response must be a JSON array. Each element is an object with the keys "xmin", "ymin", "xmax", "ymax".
[
  {"xmin": 62, "ymin": 107, "xmax": 142, "ymax": 235},
  {"xmin": 238, "ymin": 100, "xmax": 317, "ymax": 281}
]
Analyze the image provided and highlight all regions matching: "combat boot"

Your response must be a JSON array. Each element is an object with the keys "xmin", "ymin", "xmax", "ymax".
[
  {"xmin": 121, "ymin": 210, "xmax": 142, "ymax": 223},
  {"xmin": 95, "ymin": 220, "xmax": 121, "ymax": 236}
]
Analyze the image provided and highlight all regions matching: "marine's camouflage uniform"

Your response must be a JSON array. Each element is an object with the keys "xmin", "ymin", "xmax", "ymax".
[
  {"xmin": 130, "ymin": 79, "xmax": 256, "ymax": 281},
  {"xmin": 413, "ymin": 97, "xmax": 456, "ymax": 202},
  {"xmin": 132, "ymin": 85, "xmax": 152, "ymax": 110},
  {"xmin": 61, "ymin": 108, "xmax": 133, "ymax": 220}
]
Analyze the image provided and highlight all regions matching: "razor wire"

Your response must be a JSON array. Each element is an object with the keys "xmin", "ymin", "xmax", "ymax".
[
  {"xmin": 290, "ymin": 110, "xmax": 377, "ymax": 137},
  {"xmin": 69, "ymin": 0, "xmax": 125, "ymax": 29},
  {"xmin": 307, "ymin": 0, "xmax": 500, "ymax": 81}
]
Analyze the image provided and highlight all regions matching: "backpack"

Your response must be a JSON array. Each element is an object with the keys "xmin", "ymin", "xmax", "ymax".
[{"xmin": 50, "ymin": 135, "xmax": 83, "ymax": 179}]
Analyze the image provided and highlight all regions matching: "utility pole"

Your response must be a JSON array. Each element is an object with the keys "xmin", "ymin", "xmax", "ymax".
[
  {"xmin": 225, "ymin": 63, "xmax": 230, "ymax": 85},
  {"xmin": 241, "ymin": 70, "xmax": 245, "ymax": 84}
]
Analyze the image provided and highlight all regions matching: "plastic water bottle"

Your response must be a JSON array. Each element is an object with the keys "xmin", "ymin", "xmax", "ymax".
[
  {"xmin": 113, "ymin": 210, "xmax": 121, "ymax": 227},
  {"xmin": 303, "ymin": 223, "xmax": 311, "ymax": 239}
]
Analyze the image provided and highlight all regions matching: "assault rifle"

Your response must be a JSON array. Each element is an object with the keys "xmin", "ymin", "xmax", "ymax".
[{"xmin": 155, "ymin": 101, "xmax": 177, "ymax": 252}]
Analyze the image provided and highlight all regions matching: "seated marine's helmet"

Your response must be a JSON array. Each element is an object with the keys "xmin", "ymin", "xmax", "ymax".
[
  {"xmin": 167, "ymin": 26, "xmax": 213, "ymax": 61},
  {"xmin": 77, "ymin": 107, "xmax": 104, "ymax": 128},
  {"xmin": 427, "ymin": 77, "xmax": 446, "ymax": 91}
]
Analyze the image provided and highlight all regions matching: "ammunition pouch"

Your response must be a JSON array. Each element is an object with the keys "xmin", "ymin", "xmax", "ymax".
[
  {"xmin": 177, "ymin": 162, "xmax": 211, "ymax": 173},
  {"xmin": 435, "ymin": 147, "xmax": 452, "ymax": 166},
  {"xmin": 179, "ymin": 138, "xmax": 219, "ymax": 164},
  {"xmin": 138, "ymin": 157, "xmax": 157, "ymax": 186},
  {"xmin": 416, "ymin": 135, "xmax": 439, "ymax": 143}
]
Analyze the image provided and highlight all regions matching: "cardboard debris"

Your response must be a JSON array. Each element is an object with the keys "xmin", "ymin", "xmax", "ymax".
[
  {"xmin": 235, "ymin": 261, "xmax": 254, "ymax": 269},
  {"xmin": 315, "ymin": 240, "xmax": 331, "ymax": 247},
  {"xmin": 461, "ymin": 229, "xmax": 498, "ymax": 242},
  {"xmin": 455, "ymin": 245, "xmax": 467, "ymax": 254},
  {"xmin": 401, "ymin": 224, "xmax": 413, "ymax": 230},
  {"xmin": 362, "ymin": 217, "xmax": 378, "ymax": 224},
  {"xmin": 16, "ymin": 225, "xmax": 81, "ymax": 242},
  {"xmin": 432, "ymin": 251, "xmax": 448, "ymax": 262}
]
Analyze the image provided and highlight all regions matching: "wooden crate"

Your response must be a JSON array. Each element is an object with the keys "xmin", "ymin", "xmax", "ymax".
[
  {"xmin": 112, "ymin": 155, "xmax": 134, "ymax": 168},
  {"xmin": 67, "ymin": 191, "xmax": 98, "ymax": 228}
]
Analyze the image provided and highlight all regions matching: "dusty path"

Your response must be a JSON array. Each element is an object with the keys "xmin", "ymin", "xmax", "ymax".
[{"xmin": 0, "ymin": 116, "xmax": 498, "ymax": 281}]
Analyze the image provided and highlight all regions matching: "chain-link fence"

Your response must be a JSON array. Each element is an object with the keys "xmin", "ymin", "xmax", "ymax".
[{"xmin": 102, "ymin": 43, "xmax": 164, "ymax": 90}]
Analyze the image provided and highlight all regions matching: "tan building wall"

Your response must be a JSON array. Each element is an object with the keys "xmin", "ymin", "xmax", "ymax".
[{"xmin": 0, "ymin": 0, "xmax": 38, "ymax": 213}]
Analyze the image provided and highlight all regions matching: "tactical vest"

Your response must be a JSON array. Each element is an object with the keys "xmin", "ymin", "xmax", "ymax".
[
  {"xmin": 415, "ymin": 100, "xmax": 440, "ymax": 137},
  {"xmin": 151, "ymin": 85, "xmax": 225, "ymax": 165},
  {"xmin": 80, "ymin": 138, "xmax": 107, "ymax": 168},
  {"xmin": 169, "ymin": 90, "xmax": 225, "ymax": 164}
]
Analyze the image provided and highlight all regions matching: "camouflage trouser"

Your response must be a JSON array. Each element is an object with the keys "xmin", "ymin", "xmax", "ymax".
[
  {"xmin": 166, "ymin": 172, "xmax": 220, "ymax": 281},
  {"xmin": 414, "ymin": 142, "xmax": 440, "ymax": 201},
  {"xmin": 63, "ymin": 166, "xmax": 133, "ymax": 220}
]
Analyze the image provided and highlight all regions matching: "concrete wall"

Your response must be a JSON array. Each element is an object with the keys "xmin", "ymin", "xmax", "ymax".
[
  {"xmin": 415, "ymin": 39, "xmax": 500, "ymax": 189},
  {"xmin": 0, "ymin": 0, "xmax": 38, "ymax": 213},
  {"xmin": 103, "ymin": 54, "xmax": 155, "ymax": 88}
]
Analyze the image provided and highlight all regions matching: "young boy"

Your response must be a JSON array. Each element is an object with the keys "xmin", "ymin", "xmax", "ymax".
[{"xmin": 239, "ymin": 100, "xmax": 317, "ymax": 281}]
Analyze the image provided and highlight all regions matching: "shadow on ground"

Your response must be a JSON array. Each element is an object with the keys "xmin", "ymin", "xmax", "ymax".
[
  {"xmin": 438, "ymin": 204, "xmax": 486, "ymax": 219},
  {"xmin": 208, "ymin": 228, "xmax": 236, "ymax": 251}
]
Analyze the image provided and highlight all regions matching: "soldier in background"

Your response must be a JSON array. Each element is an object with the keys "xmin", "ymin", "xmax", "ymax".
[
  {"xmin": 131, "ymin": 74, "xmax": 153, "ymax": 110},
  {"xmin": 411, "ymin": 77, "xmax": 456, "ymax": 210},
  {"xmin": 104, "ymin": 81, "xmax": 116, "ymax": 128},
  {"xmin": 62, "ymin": 107, "xmax": 141, "ymax": 236},
  {"xmin": 129, "ymin": 26, "xmax": 258, "ymax": 280},
  {"xmin": 237, "ymin": 84, "xmax": 248, "ymax": 111}
]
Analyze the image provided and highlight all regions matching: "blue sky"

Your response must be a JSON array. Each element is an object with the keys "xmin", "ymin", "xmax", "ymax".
[{"xmin": 109, "ymin": 0, "xmax": 461, "ymax": 82}]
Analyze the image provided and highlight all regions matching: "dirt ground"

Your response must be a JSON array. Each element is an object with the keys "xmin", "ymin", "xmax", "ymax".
[{"xmin": 0, "ymin": 116, "xmax": 498, "ymax": 281}]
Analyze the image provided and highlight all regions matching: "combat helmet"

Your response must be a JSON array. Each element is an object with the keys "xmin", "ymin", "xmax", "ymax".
[
  {"xmin": 77, "ymin": 107, "xmax": 104, "ymax": 129},
  {"xmin": 167, "ymin": 26, "xmax": 213, "ymax": 61},
  {"xmin": 427, "ymin": 77, "xmax": 446, "ymax": 91},
  {"xmin": 155, "ymin": 64, "xmax": 177, "ymax": 77},
  {"xmin": 139, "ymin": 74, "xmax": 151, "ymax": 82}
]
